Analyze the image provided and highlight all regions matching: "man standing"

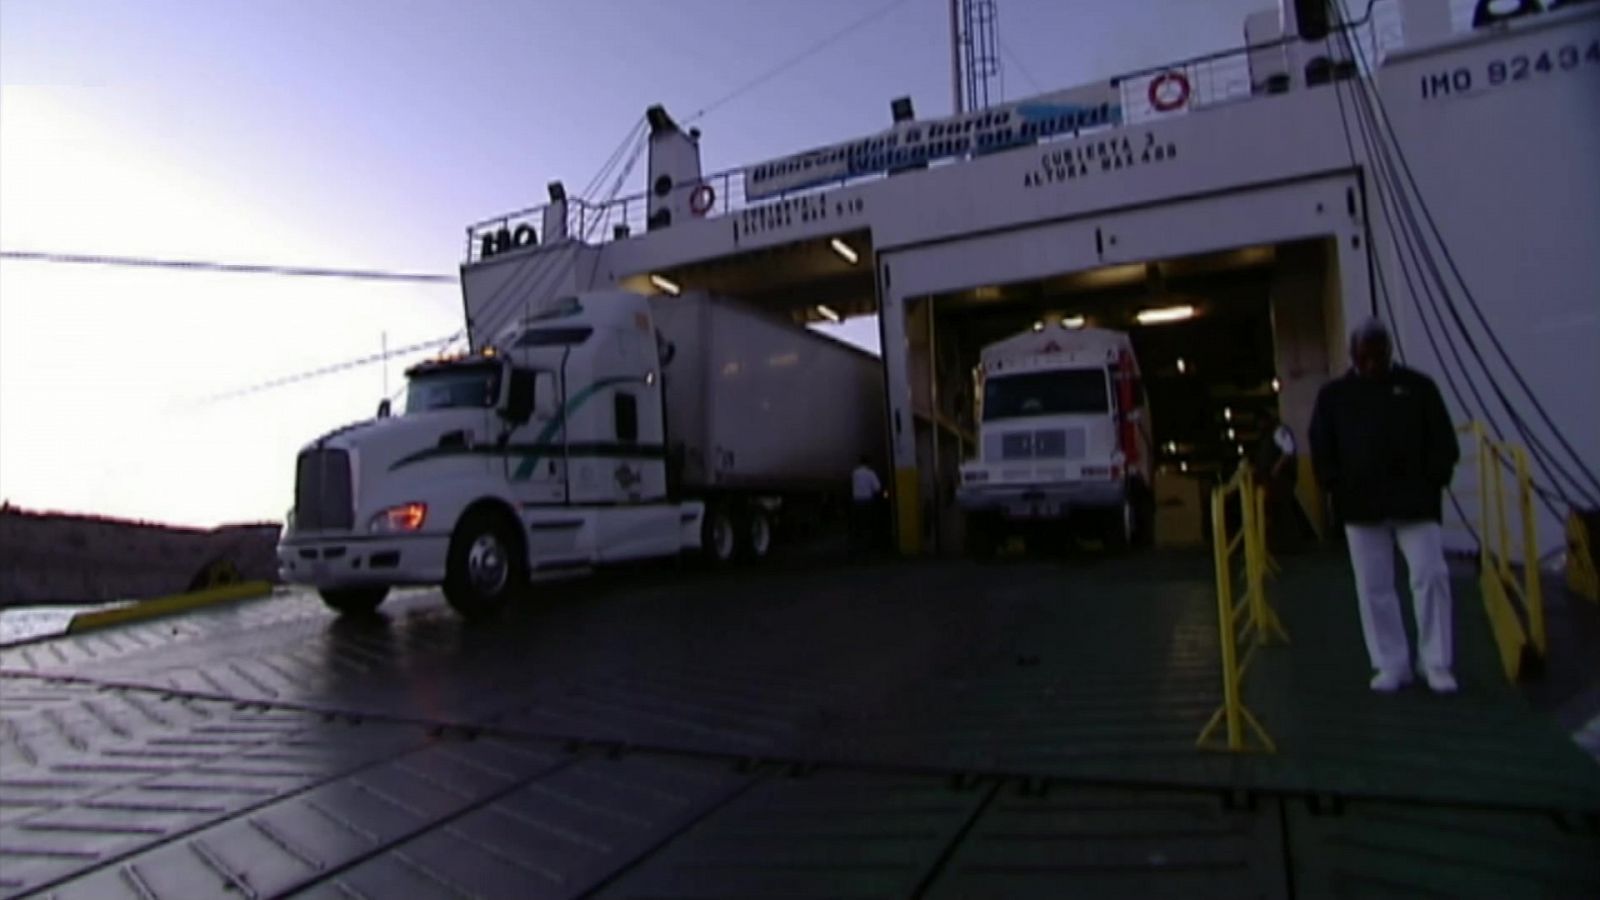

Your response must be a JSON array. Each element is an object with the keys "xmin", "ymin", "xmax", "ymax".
[
  {"xmin": 1310, "ymin": 318, "xmax": 1461, "ymax": 694},
  {"xmin": 851, "ymin": 456, "xmax": 884, "ymax": 555}
]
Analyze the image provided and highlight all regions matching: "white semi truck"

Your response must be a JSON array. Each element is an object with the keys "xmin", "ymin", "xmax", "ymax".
[
  {"xmin": 278, "ymin": 290, "xmax": 885, "ymax": 618},
  {"xmin": 956, "ymin": 325, "xmax": 1154, "ymax": 555}
]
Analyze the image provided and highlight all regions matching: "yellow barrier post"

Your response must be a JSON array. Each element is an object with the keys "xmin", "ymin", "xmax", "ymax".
[
  {"xmin": 1514, "ymin": 445, "xmax": 1546, "ymax": 655},
  {"xmin": 1246, "ymin": 483, "xmax": 1288, "ymax": 646},
  {"xmin": 1197, "ymin": 469, "xmax": 1277, "ymax": 754},
  {"xmin": 1462, "ymin": 420, "xmax": 1546, "ymax": 681},
  {"xmin": 1568, "ymin": 510, "xmax": 1599, "ymax": 603},
  {"xmin": 1201, "ymin": 487, "xmax": 1245, "ymax": 750}
]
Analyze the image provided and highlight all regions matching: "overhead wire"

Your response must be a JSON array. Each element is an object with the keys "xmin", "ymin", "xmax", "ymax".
[
  {"xmin": 197, "ymin": 119, "xmax": 652, "ymax": 405},
  {"xmin": 0, "ymin": 250, "xmax": 454, "ymax": 284},
  {"xmin": 471, "ymin": 120, "xmax": 650, "ymax": 345},
  {"xmin": 18, "ymin": 0, "xmax": 917, "ymax": 404},
  {"xmin": 999, "ymin": 39, "xmax": 1044, "ymax": 96},
  {"xmin": 1324, "ymin": 14, "xmax": 1483, "ymax": 541},
  {"xmin": 1328, "ymin": 2, "xmax": 1599, "ymax": 513},
  {"xmin": 199, "ymin": 336, "xmax": 455, "ymax": 403},
  {"xmin": 1355, "ymin": 46, "xmax": 1600, "ymax": 505},
  {"xmin": 681, "ymin": 0, "xmax": 917, "ymax": 124}
]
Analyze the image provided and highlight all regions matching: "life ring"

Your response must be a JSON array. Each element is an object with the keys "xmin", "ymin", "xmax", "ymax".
[
  {"xmin": 689, "ymin": 183, "xmax": 716, "ymax": 216},
  {"xmin": 1148, "ymin": 71, "xmax": 1191, "ymax": 113}
]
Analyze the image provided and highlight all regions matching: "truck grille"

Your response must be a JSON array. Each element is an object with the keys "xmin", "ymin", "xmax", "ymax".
[
  {"xmin": 295, "ymin": 448, "xmax": 353, "ymax": 531},
  {"xmin": 990, "ymin": 429, "xmax": 1085, "ymax": 461}
]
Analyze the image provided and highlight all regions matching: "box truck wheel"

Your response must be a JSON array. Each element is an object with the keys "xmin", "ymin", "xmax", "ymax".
[
  {"xmin": 444, "ymin": 508, "xmax": 527, "ymax": 619},
  {"xmin": 1132, "ymin": 481, "xmax": 1156, "ymax": 549},
  {"xmin": 702, "ymin": 503, "xmax": 738, "ymax": 564},
  {"xmin": 319, "ymin": 587, "xmax": 387, "ymax": 616},
  {"xmin": 1103, "ymin": 498, "xmax": 1136, "ymax": 553},
  {"xmin": 965, "ymin": 513, "xmax": 1000, "ymax": 560},
  {"xmin": 740, "ymin": 506, "xmax": 773, "ymax": 561}
]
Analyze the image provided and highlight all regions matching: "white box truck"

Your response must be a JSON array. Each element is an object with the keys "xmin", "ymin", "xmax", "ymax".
[
  {"xmin": 278, "ymin": 290, "xmax": 885, "ymax": 618},
  {"xmin": 956, "ymin": 325, "xmax": 1154, "ymax": 555}
]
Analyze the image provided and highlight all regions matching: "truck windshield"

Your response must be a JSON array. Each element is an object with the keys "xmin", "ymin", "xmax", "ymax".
[
  {"xmin": 515, "ymin": 326, "xmax": 592, "ymax": 347},
  {"xmin": 405, "ymin": 365, "xmax": 501, "ymax": 412},
  {"xmin": 983, "ymin": 369, "xmax": 1109, "ymax": 421}
]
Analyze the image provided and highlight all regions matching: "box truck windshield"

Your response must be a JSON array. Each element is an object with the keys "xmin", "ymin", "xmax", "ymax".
[{"xmin": 983, "ymin": 369, "xmax": 1109, "ymax": 421}]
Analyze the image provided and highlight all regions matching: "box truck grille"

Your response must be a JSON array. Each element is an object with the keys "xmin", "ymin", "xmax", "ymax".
[
  {"xmin": 990, "ymin": 429, "xmax": 1085, "ymax": 461},
  {"xmin": 295, "ymin": 448, "xmax": 353, "ymax": 531}
]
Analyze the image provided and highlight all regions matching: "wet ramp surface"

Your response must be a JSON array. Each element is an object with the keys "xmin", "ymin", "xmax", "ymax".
[{"xmin": 3, "ymin": 553, "xmax": 1597, "ymax": 897}]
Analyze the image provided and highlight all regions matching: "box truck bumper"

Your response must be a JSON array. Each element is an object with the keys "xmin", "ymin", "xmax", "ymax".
[
  {"xmin": 957, "ymin": 482, "xmax": 1125, "ymax": 521},
  {"xmin": 277, "ymin": 532, "xmax": 450, "ymax": 588}
]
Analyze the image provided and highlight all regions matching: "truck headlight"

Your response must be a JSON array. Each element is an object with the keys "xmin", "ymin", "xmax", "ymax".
[{"xmin": 368, "ymin": 502, "xmax": 427, "ymax": 534}]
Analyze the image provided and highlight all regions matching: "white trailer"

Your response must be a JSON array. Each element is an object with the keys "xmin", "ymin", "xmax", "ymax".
[
  {"xmin": 651, "ymin": 293, "xmax": 887, "ymax": 558},
  {"xmin": 277, "ymin": 290, "xmax": 884, "ymax": 618}
]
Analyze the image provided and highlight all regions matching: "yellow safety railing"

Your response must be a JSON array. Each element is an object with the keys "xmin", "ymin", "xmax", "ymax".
[
  {"xmin": 1198, "ymin": 464, "xmax": 1290, "ymax": 753},
  {"xmin": 1567, "ymin": 510, "xmax": 1598, "ymax": 605},
  {"xmin": 1458, "ymin": 422, "xmax": 1546, "ymax": 681}
]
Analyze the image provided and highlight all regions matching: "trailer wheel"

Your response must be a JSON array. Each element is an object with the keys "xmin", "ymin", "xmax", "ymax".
[
  {"xmin": 444, "ymin": 508, "xmax": 526, "ymax": 619},
  {"xmin": 319, "ymin": 587, "xmax": 387, "ymax": 616},
  {"xmin": 740, "ymin": 506, "xmax": 774, "ymax": 561},
  {"xmin": 702, "ymin": 503, "xmax": 738, "ymax": 565}
]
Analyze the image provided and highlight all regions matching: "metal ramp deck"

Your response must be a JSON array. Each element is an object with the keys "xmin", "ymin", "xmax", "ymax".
[{"xmin": 3, "ymin": 552, "xmax": 1597, "ymax": 897}]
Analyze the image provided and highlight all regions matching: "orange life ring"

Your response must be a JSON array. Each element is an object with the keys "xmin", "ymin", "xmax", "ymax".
[
  {"xmin": 689, "ymin": 183, "xmax": 716, "ymax": 216},
  {"xmin": 1148, "ymin": 71, "xmax": 1191, "ymax": 113}
]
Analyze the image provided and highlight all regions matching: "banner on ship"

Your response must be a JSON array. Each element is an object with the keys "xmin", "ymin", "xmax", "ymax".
[{"xmin": 743, "ymin": 83, "xmax": 1123, "ymax": 201}]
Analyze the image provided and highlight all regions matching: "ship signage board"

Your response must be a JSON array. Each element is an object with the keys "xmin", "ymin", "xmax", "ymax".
[{"xmin": 743, "ymin": 82, "xmax": 1123, "ymax": 200}]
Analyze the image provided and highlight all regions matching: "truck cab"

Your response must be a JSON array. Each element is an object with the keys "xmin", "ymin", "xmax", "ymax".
[
  {"xmin": 278, "ymin": 291, "xmax": 703, "ymax": 618},
  {"xmin": 956, "ymin": 325, "xmax": 1153, "ymax": 554}
]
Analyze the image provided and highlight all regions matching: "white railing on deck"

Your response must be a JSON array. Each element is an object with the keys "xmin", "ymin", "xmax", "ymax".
[{"xmin": 464, "ymin": 0, "xmax": 1526, "ymax": 263}]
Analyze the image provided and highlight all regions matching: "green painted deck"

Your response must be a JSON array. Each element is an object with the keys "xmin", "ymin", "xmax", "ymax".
[
  {"xmin": 809, "ymin": 551, "xmax": 1600, "ymax": 816},
  {"xmin": 3, "ymin": 549, "xmax": 1596, "ymax": 896}
]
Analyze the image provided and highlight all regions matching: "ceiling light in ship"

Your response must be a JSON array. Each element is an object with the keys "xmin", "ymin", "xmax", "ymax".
[
  {"xmin": 816, "ymin": 304, "xmax": 842, "ymax": 323},
  {"xmin": 1135, "ymin": 304, "xmax": 1195, "ymax": 325},
  {"xmin": 829, "ymin": 238, "xmax": 859, "ymax": 265},
  {"xmin": 649, "ymin": 274, "xmax": 681, "ymax": 296}
]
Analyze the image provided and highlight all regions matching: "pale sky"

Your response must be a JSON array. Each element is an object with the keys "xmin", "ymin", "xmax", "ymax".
[{"xmin": 1, "ymin": 0, "xmax": 1268, "ymax": 527}]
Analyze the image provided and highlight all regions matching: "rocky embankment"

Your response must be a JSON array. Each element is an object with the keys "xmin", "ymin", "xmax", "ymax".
[{"xmin": 0, "ymin": 506, "xmax": 280, "ymax": 607}]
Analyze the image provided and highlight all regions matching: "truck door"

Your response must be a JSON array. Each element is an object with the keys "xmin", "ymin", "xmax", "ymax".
[{"xmin": 504, "ymin": 368, "xmax": 567, "ymax": 505}]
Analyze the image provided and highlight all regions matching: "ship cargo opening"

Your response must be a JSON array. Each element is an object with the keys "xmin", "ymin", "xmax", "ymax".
[{"xmin": 905, "ymin": 237, "xmax": 1342, "ymax": 555}]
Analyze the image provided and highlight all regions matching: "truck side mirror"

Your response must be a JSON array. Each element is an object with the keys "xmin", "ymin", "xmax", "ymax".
[
  {"xmin": 533, "ymin": 372, "xmax": 558, "ymax": 419},
  {"xmin": 504, "ymin": 369, "xmax": 536, "ymax": 424}
]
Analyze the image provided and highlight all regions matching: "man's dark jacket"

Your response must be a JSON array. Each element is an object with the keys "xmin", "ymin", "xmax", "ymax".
[{"xmin": 1309, "ymin": 365, "xmax": 1460, "ymax": 524}]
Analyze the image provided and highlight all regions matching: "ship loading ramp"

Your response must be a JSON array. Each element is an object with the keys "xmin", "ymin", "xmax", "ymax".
[{"xmin": 2, "ymin": 551, "xmax": 1597, "ymax": 898}]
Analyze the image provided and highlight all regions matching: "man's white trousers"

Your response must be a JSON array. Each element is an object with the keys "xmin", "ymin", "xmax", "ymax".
[{"xmin": 1344, "ymin": 521, "xmax": 1454, "ymax": 675}]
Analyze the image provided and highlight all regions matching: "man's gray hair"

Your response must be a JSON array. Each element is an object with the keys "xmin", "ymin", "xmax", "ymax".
[{"xmin": 1349, "ymin": 316, "xmax": 1391, "ymax": 349}]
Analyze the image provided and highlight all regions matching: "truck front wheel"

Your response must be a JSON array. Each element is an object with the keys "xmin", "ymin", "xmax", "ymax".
[
  {"xmin": 444, "ymin": 509, "xmax": 527, "ymax": 619},
  {"xmin": 319, "ymin": 587, "xmax": 388, "ymax": 616}
]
